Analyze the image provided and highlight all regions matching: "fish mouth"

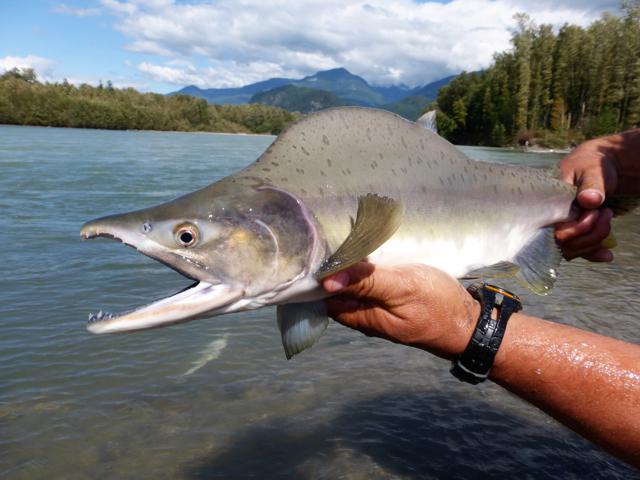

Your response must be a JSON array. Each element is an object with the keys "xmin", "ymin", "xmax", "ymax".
[
  {"xmin": 81, "ymin": 219, "xmax": 243, "ymax": 334},
  {"xmin": 86, "ymin": 281, "xmax": 243, "ymax": 334}
]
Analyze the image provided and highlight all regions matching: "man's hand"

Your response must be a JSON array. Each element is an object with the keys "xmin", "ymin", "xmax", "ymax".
[
  {"xmin": 322, "ymin": 262, "xmax": 479, "ymax": 360},
  {"xmin": 555, "ymin": 137, "xmax": 619, "ymax": 262}
]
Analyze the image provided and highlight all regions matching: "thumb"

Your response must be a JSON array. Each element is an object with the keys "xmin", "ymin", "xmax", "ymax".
[
  {"xmin": 576, "ymin": 170, "xmax": 606, "ymax": 209},
  {"xmin": 322, "ymin": 262, "xmax": 397, "ymax": 302}
]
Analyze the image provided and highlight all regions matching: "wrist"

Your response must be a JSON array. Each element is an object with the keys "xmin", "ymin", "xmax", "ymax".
[{"xmin": 451, "ymin": 284, "xmax": 522, "ymax": 384}]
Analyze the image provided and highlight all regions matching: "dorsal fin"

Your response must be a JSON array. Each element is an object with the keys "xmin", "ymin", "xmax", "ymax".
[{"xmin": 416, "ymin": 110, "xmax": 438, "ymax": 134}]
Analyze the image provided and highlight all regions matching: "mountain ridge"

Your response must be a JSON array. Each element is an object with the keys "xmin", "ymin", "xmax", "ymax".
[{"xmin": 171, "ymin": 68, "xmax": 454, "ymax": 120}]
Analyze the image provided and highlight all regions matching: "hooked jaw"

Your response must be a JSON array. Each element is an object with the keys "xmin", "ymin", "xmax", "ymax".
[
  {"xmin": 80, "ymin": 215, "xmax": 243, "ymax": 334},
  {"xmin": 86, "ymin": 281, "xmax": 243, "ymax": 334}
]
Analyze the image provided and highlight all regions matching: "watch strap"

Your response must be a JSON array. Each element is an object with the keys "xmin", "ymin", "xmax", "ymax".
[{"xmin": 450, "ymin": 283, "xmax": 522, "ymax": 384}]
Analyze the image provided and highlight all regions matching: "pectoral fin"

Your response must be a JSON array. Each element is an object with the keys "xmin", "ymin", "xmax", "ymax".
[
  {"xmin": 315, "ymin": 194, "xmax": 403, "ymax": 279},
  {"xmin": 277, "ymin": 301, "xmax": 329, "ymax": 359}
]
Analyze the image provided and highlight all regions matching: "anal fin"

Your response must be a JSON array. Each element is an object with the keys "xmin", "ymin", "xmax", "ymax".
[
  {"xmin": 461, "ymin": 261, "xmax": 520, "ymax": 281},
  {"xmin": 513, "ymin": 227, "xmax": 562, "ymax": 295},
  {"xmin": 315, "ymin": 194, "xmax": 403, "ymax": 279},
  {"xmin": 277, "ymin": 301, "xmax": 329, "ymax": 359}
]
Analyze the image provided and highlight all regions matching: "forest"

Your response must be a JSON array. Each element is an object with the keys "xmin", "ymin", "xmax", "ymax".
[
  {"xmin": 436, "ymin": 1, "xmax": 640, "ymax": 147},
  {"xmin": 0, "ymin": 69, "xmax": 299, "ymax": 135}
]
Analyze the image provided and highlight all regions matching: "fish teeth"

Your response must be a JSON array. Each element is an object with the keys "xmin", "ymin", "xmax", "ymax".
[{"xmin": 88, "ymin": 310, "xmax": 114, "ymax": 323}]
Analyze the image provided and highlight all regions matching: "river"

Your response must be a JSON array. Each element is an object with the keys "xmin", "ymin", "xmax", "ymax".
[{"xmin": 1, "ymin": 125, "xmax": 638, "ymax": 479}]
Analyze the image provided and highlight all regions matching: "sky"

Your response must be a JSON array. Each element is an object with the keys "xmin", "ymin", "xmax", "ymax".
[{"xmin": 0, "ymin": 0, "xmax": 623, "ymax": 93}]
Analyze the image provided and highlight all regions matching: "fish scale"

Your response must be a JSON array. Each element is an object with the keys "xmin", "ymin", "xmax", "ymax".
[
  {"xmin": 80, "ymin": 107, "xmax": 584, "ymax": 357},
  {"xmin": 237, "ymin": 107, "xmax": 575, "ymax": 276}
]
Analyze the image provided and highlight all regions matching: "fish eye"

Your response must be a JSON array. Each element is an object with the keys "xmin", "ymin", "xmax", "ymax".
[{"xmin": 174, "ymin": 223, "xmax": 199, "ymax": 248}]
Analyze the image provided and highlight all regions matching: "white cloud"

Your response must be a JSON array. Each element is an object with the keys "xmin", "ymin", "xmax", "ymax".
[
  {"xmin": 54, "ymin": 3, "xmax": 101, "ymax": 17},
  {"xmin": 137, "ymin": 60, "xmax": 300, "ymax": 88},
  {"xmin": 100, "ymin": 0, "xmax": 620, "ymax": 88},
  {"xmin": 0, "ymin": 55, "xmax": 56, "ymax": 80}
]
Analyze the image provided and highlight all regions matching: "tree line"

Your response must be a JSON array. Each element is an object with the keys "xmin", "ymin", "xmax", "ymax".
[
  {"xmin": 436, "ymin": 1, "xmax": 640, "ymax": 147},
  {"xmin": 0, "ymin": 69, "xmax": 299, "ymax": 135}
]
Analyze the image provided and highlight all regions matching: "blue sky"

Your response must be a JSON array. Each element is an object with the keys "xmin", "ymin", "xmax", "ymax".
[{"xmin": 0, "ymin": 0, "xmax": 620, "ymax": 93}]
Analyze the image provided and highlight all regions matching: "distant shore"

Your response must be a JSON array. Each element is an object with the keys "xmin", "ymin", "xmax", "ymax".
[
  {"xmin": 520, "ymin": 145, "xmax": 572, "ymax": 155},
  {"xmin": 0, "ymin": 123, "xmax": 275, "ymax": 137}
]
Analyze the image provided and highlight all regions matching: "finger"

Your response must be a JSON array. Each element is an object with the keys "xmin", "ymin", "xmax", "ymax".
[
  {"xmin": 322, "ymin": 262, "xmax": 411, "ymax": 301},
  {"xmin": 576, "ymin": 188, "xmax": 605, "ymax": 209},
  {"xmin": 559, "ymin": 209, "xmax": 612, "ymax": 250},
  {"xmin": 564, "ymin": 245, "xmax": 613, "ymax": 261},
  {"xmin": 322, "ymin": 262, "xmax": 376, "ymax": 293},
  {"xmin": 584, "ymin": 248, "xmax": 614, "ymax": 262},
  {"xmin": 555, "ymin": 210, "xmax": 600, "ymax": 243}
]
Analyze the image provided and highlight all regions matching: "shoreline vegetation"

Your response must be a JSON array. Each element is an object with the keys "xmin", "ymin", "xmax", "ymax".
[
  {"xmin": 434, "ymin": 3, "xmax": 640, "ymax": 149},
  {"xmin": 0, "ymin": 69, "xmax": 300, "ymax": 136},
  {"xmin": 1, "ymin": 4, "xmax": 637, "ymax": 148}
]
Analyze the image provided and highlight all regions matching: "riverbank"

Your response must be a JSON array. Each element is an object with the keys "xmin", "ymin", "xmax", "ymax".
[{"xmin": 0, "ymin": 70, "xmax": 299, "ymax": 136}]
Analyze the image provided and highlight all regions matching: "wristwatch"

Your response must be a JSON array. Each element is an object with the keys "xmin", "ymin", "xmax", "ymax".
[{"xmin": 450, "ymin": 283, "xmax": 522, "ymax": 384}]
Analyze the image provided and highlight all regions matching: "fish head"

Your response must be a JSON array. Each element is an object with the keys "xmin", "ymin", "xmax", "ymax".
[{"xmin": 81, "ymin": 181, "xmax": 322, "ymax": 333}]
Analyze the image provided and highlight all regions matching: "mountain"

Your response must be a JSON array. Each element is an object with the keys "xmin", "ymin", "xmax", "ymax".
[
  {"xmin": 171, "ymin": 77, "xmax": 292, "ymax": 105},
  {"xmin": 250, "ymin": 85, "xmax": 346, "ymax": 114},
  {"xmin": 171, "ymin": 68, "xmax": 454, "ymax": 119},
  {"xmin": 383, "ymin": 95, "xmax": 433, "ymax": 121},
  {"xmin": 371, "ymin": 84, "xmax": 413, "ymax": 103},
  {"xmin": 292, "ymin": 68, "xmax": 384, "ymax": 105},
  {"xmin": 411, "ymin": 75, "xmax": 457, "ymax": 99},
  {"xmin": 172, "ymin": 68, "xmax": 427, "ymax": 106}
]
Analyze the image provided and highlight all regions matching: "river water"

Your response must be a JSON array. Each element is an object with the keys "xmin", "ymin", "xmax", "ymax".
[{"xmin": 1, "ymin": 125, "xmax": 638, "ymax": 479}]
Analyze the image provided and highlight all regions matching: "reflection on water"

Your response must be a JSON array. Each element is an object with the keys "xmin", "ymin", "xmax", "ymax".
[{"xmin": 1, "ymin": 126, "xmax": 637, "ymax": 479}]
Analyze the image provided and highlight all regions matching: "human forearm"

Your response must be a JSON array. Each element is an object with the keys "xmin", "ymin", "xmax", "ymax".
[
  {"xmin": 491, "ymin": 312, "xmax": 640, "ymax": 467},
  {"xmin": 324, "ymin": 264, "xmax": 640, "ymax": 466}
]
